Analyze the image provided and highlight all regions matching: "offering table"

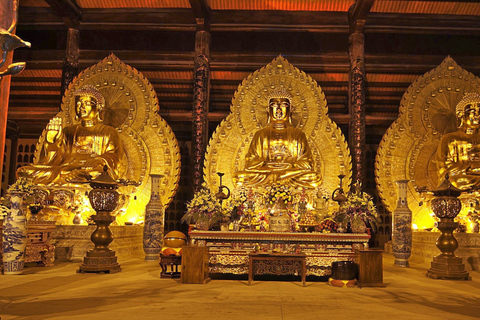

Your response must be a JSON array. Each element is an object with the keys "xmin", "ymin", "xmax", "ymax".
[{"xmin": 189, "ymin": 231, "xmax": 370, "ymax": 276}]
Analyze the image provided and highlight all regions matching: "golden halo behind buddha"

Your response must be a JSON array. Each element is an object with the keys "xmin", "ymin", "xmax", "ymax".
[
  {"xmin": 204, "ymin": 55, "xmax": 351, "ymax": 196},
  {"xmin": 375, "ymin": 56, "xmax": 480, "ymax": 228},
  {"xmin": 34, "ymin": 54, "xmax": 181, "ymax": 224}
]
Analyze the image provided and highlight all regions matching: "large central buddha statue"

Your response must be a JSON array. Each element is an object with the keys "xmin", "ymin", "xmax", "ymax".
[
  {"xmin": 235, "ymin": 88, "xmax": 321, "ymax": 189},
  {"xmin": 436, "ymin": 92, "xmax": 480, "ymax": 190},
  {"xmin": 17, "ymin": 85, "xmax": 125, "ymax": 185}
]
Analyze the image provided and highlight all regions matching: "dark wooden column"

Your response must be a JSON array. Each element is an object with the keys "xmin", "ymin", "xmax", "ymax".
[
  {"xmin": 191, "ymin": 23, "xmax": 211, "ymax": 192},
  {"xmin": 44, "ymin": 0, "xmax": 82, "ymax": 101},
  {"xmin": 61, "ymin": 27, "xmax": 80, "ymax": 98},
  {"xmin": 348, "ymin": 0, "xmax": 374, "ymax": 187},
  {"xmin": 190, "ymin": 0, "xmax": 211, "ymax": 192},
  {"xmin": 6, "ymin": 120, "xmax": 19, "ymax": 186},
  {"xmin": 0, "ymin": 0, "xmax": 14, "ymax": 182}
]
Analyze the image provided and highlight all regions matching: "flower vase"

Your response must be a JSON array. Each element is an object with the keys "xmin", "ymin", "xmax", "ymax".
[
  {"xmin": 220, "ymin": 222, "xmax": 229, "ymax": 232},
  {"xmin": 351, "ymin": 216, "xmax": 366, "ymax": 233},
  {"xmin": 2, "ymin": 192, "xmax": 28, "ymax": 274},
  {"xmin": 473, "ymin": 222, "xmax": 479, "ymax": 233},
  {"xmin": 143, "ymin": 174, "xmax": 165, "ymax": 261},
  {"xmin": 392, "ymin": 180, "xmax": 413, "ymax": 267},
  {"xmin": 195, "ymin": 220, "xmax": 210, "ymax": 231}
]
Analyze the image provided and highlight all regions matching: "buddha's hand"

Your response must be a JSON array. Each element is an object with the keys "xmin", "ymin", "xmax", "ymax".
[
  {"xmin": 81, "ymin": 157, "xmax": 107, "ymax": 171},
  {"xmin": 266, "ymin": 162, "xmax": 292, "ymax": 170},
  {"xmin": 45, "ymin": 117, "xmax": 63, "ymax": 144}
]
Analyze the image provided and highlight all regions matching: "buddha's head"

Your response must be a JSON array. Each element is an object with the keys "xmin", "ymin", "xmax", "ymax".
[
  {"xmin": 74, "ymin": 85, "xmax": 105, "ymax": 123},
  {"xmin": 267, "ymin": 87, "xmax": 293, "ymax": 127},
  {"xmin": 456, "ymin": 92, "xmax": 480, "ymax": 132}
]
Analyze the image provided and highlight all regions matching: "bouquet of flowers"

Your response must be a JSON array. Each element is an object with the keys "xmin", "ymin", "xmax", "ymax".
[
  {"xmin": 8, "ymin": 176, "xmax": 35, "ymax": 195},
  {"xmin": 332, "ymin": 183, "xmax": 379, "ymax": 232},
  {"xmin": 266, "ymin": 184, "xmax": 293, "ymax": 206},
  {"xmin": 181, "ymin": 185, "xmax": 223, "ymax": 228},
  {"xmin": 223, "ymin": 188, "xmax": 248, "ymax": 222},
  {"xmin": 467, "ymin": 210, "xmax": 480, "ymax": 223}
]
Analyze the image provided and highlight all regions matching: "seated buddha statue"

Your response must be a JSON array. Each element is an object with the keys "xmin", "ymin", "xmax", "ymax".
[
  {"xmin": 17, "ymin": 85, "xmax": 125, "ymax": 185},
  {"xmin": 235, "ymin": 88, "xmax": 321, "ymax": 189},
  {"xmin": 436, "ymin": 92, "xmax": 480, "ymax": 190}
]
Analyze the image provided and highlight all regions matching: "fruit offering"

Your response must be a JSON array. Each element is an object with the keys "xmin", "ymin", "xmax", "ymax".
[{"xmin": 315, "ymin": 219, "xmax": 338, "ymax": 233}]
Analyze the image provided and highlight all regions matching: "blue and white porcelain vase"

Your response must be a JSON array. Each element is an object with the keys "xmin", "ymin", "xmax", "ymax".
[
  {"xmin": 2, "ymin": 192, "xmax": 28, "ymax": 274},
  {"xmin": 392, "ymin": 180, "xmax": 413, "ymax": 267},
  {"xmin": 143, "ymin": 174, "xmax": 164, "ymax": 261}
]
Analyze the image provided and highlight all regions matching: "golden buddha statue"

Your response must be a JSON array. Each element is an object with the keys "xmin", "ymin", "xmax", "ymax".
[
  {"xmin": 436, "ymin": 92, "xmax": 480, "ymax": 190},
  {"xmin": 17, "ymin": 85, "xmax": 125, "ymax": 185},
  {"xmin": 235, "ymin": 88, "xmax": 321, "ymax": 189}
]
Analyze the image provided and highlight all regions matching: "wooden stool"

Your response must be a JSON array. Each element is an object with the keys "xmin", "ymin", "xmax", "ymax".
[
  {"xmin": 357, "ymin": 249, "xmax": 386, "ymax": 287},
  {"xmin": 181, "ymin": 246, "xmax": 210, "ymax": 284},
  {"xmin": 159, "ymin": 254, "xmax": 182, "ymax": 278}
]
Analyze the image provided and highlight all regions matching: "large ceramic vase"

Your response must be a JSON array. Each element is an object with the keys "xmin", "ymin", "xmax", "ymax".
[
  {"xmin": 143, "ymin": 174, "xmax": 165, "ymax": 261},
  {"xmin": 392, "ymin": 180, "xmax": 413, "ymax": 267},
  {"xmin": 2, "ymin": 192, "xmax": 28, "ymax": 274}
]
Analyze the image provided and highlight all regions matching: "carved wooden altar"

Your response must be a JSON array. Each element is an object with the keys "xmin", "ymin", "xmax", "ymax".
[
  {"xmin": 25, "ymin": 221, "xmax": 56, "ymax": 266},
  {"xmin": 249, "ymin": 252, "xmax": 307, "ymax": 286},
  {"xmin": 189, "ymin": 231, "xmax": 369, "ymax": 276}
]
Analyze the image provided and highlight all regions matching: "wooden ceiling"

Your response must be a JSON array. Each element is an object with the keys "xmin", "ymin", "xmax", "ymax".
[{"xmin": 8, "ymin": 0, "xmax": 480, "ymax": 143}]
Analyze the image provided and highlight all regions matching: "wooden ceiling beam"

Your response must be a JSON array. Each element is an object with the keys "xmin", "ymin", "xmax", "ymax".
[
  {"xmin": 18, "ymin": 7, "xmax": 480, "ymax": 35},
  {"xmin": 210, "ymin": 10, "xmax": 348, "ymax": 33},
  {"xmin": 189, "ymin": 0, "xmax": 210, "ymax": 21},
  {"xmin": 366, "ymin": 13, "xmax": 480, "ymax": 35},
  {"xmin": 349, "ymin": 0, "xmax": 375, "ymax": 33},
  {"xmin": 44, "ymin": 0, "xmax": 82, "ymax": 28}
]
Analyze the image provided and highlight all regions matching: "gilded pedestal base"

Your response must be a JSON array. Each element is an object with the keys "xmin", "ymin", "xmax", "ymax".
[
  {"xmin": 78, "ymin": 250, "xmax": 121, "ymax": 274},
  {"xmin": 426, "ymin": 255, "xmax": 470, "ymax": 280}
]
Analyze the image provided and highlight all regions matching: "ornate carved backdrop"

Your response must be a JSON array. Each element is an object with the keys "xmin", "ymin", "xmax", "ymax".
[
  {"xmin": 34, "ymin": 54, "xmax": 181, "ymax": 223},
  {"xmin": 375, "ymin": 57, "xmax": 480, "ymax": 228},
  {"xmin": 204, "ymin": 56, "xmax": 352, "ymax": 195}
]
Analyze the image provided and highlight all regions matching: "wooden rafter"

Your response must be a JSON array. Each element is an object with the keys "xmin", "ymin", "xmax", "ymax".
[
  {"xmin": 349, "ymin": 0, "xmax": 375, "ymax": 33},
  {"xmin": 44, "ymin": 0, "xmax": 82, "ymax": 27}
]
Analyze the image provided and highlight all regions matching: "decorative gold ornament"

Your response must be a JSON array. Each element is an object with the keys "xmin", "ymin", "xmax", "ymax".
[
  {"xmin": 455, "ymin": 92, "xmax": 480, "ymax": 116},
  {"xmin": 375, "ymin": 56, "xmax": 480, "ymax": 228},
  {"xmin": 204, "ymin": 55, "xmax": 351, "ymax": 195},
  {"xmin": 266, "ymin": 87, "xmax": 293, "ymax": 102},
  {"xmin": 31, "ymin": 54, "xmax": 181, "ymax": 224},
  {"xmin": 74, "ymin": 85, "xmax": 106, "ymax": 109}
]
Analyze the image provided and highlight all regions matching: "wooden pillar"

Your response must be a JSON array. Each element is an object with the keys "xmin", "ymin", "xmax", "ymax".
[
  {"xmin": 6, "ymin": 120, "xmax": 19, "ymax": 186},
  {"xmin": 61, "ymin": 27, "xmax": 80, "ymax": 99},
  {"xmin": 348, "ymin": 0, "xmax": 373, "ymax": 188},
  {"xmin": 191, "ymin": 20, "xmax": 211, "ymax": 193},
  {"xmin": 0, "ymin": 0, "xmax": 15, "ymax": 183},
  {"xmin": 348, "ymin": 31, "xmax": 366, "ymax": 186}
]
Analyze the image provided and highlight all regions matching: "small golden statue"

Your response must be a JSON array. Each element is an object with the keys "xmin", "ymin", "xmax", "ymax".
[
  {"xmin": 17, "ymin": 85, "xmax": 125, "ymax": 185},
  {"xmin": 436, "ymin": 92, "xmax": 480, "ymax": 190},
  {"xmin": 235, "ymin": 88, "xmax": 321, "ymax": 189}
]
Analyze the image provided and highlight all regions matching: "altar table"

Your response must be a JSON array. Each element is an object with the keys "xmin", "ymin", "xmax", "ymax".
[
  {"xmin": 249, "ymin": 252, "xmax": 306, "ymax": 286},
  {"xmin": 189, "ymin": 231, "xmax": 370, "ymax": 276}
]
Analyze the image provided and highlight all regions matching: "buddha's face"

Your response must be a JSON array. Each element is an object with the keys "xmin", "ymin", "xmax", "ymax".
[
  {"xmin": 461, "ymin": 103, "xmax": 480, "ymax": 129},
  {"xmin": 269, "ymin": 98, "xmax": 290, "ymax": 123},
  {"xmin": 75, "ymin": 95, "xmax": 98, "ymax": 121}
]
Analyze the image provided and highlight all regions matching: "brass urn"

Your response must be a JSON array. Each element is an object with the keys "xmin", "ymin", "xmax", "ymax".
[
  {"xmin": 78, "ymin": 166, "xmax": 122, "ymax": 274},
  {"xmin": 426, "ymin": 176, "xmax": 470, "ymax": 280}
]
